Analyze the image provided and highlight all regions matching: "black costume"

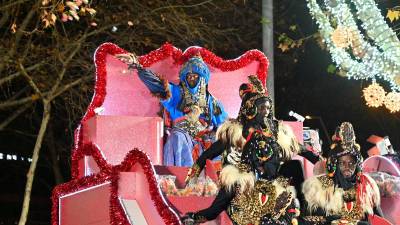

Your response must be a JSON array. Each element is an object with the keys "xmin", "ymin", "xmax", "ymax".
[
  {"xmin": 181, "ymin": 81, "xmax": 301, "ymax": 225},
  {"xmin": 299, "ymin": 122, "xmax": 383, "ymax": 225}
]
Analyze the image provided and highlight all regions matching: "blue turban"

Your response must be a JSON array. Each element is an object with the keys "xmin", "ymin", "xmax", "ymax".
[{"xmin": 179, "ymin": 56, "xmax": 210, "ymax": 94}]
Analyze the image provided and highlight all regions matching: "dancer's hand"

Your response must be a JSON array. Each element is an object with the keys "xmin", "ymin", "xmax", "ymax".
[
  {"xmin": 184, "ymin": 165, "xmax": 200, "ymax": 184},
  {"xmin": 181, "ymin": 212, "xmax": 196, "ymax": 225},
  {"xmin": 184, "ymin": 168, "xmax": 196, "ymax": 184}
]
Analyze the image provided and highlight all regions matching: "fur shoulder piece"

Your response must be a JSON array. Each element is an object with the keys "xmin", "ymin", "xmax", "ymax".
[
  {"xmin": 220, "ymin": 164, "xmax": 255, "ymax": 193},
  {"xmin": 303, "ymin": 174, "xmax": 381, "ymax": 216},
  {"xmin": 277, "ymin": 122, "xmax": 300, "ymax": 160},
  {"xmin": 273, "ymin": 177, "xmax": 297, "ymax": 197},
  {"xmin": 216, "ymin": 120, "xmax": 244, "ymax": 148},
  {"xmin": 302, "ymin": 175, "xmax": 344, "ymax": 215}
]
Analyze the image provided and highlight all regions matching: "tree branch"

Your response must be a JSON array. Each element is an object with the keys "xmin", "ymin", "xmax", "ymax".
[
  {"xmin": 49, "ymin": 75, "xmax": 92, "ymax": 101},
  {"xmin": 0, "ymin": 95, "xmax": 37, "ymax": 110},
  {"xmin": 151, "ymin": 0, "xmax": 213, "ymax": 13},
  {"xmin": 0, "ymin": 62, "xmax": 44, "ymax": 86},
  {"xmin": 0, "ymin": 75, "xmax": 91, "ymax": 110},
  {"xmin": 18, "ymin": 62, "xmax": 43, "ymax": 99},
  {"xmin": 13, "ymin": 1, "xmax": 41, "ymax": 54},
  {"xmin": 0, "ymin": 103, "xmax": 32, "ymax": 130},
  {"xmin": 49, "ymin": 43, "xmax": 82, "ymax": 95},
  {"xmin": 0, "ymin": 0, "xmax": 31, "ymax": 11},
  {"xmin": 18, "ymin": 102, "xmax": 51, "ymax": 225}
]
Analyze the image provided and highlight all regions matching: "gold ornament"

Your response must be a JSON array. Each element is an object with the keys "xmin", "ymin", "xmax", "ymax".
[
  {"xmin": 362, "ymin": 82, "xmax": 386, "ymax": 107},
  {"xmin": 331, "ymin": 26, "xmax": 354, "ymax": 49},
  {"xmin": 384, "ymin": 92, "xmax": 400, "ymax": 113}
]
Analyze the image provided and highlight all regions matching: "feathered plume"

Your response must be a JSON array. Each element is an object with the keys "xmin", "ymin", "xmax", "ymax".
[{"xmin": 248, "ymin": 75, "xmax": 266, "ymax": 95}]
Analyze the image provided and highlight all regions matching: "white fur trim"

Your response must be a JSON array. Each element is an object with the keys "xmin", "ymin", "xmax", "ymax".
[
  {"xmin": 302, "ymin": 174, "xmax": 381, "ymax": 215},
  {"xmin": 273, "ymin": 179, "xmax": 297, "ymax": 197},
  {"xmin": 220, "ymin": 165, "xmax": 255, "ymax": 193},
  {"xmin": 277, "ymin": 122, "xmax": 300, "ymax": 160},
  {"xmin": 302, "ymin": 175, "xmax": 344, "ymax": 215},
  {"xmin": 216, "ymin": 120, "xmax": 245, "ymax": 149}
]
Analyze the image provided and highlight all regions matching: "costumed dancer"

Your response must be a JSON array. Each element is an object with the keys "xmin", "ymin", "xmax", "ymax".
[
  {"xmin": 116, "ymin": 52, "xmax": 228, "ymax": 166},
  {"xmin": 237, "ymin": 75, "xmax": 319, "ymax": 165},
  {"xmin": 181, "ymin": 82, "xmax": 301, "ymax": 225},
  {"xmin": 185, "ymin": 75, "xmax": 301, "ymax": 182},
  {"xmin": 300, "ymin": 122, "xmax": 383, "ymax": 225},
  {"xmin": 184, "ymin": 77, "xmax": 257, "ymax": 181}
]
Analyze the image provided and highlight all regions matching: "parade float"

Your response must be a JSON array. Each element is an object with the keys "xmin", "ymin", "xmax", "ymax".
[
  {"xmin": 50, "ymin": 42, "xmax": 396, "ymax": 225},
  {"xmin": 51, "ymin": 43, "xmax": 284, "ymax": 225}
]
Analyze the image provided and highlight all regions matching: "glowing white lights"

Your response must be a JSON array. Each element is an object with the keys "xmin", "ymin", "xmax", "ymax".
[
  {"xmin": 0, "ymin": 153, "xmax": 31, "ymax": 162},
  {"xmin": 307, "ymin": 0, "xmax": 400, "ymax": 92},
  {"xmin": 362, "ymin": 82, "xmax": 386, "ymax": 107},
  {"xmin": 384, "ymin": 91, "xmax": 400, "ymax": 113}
]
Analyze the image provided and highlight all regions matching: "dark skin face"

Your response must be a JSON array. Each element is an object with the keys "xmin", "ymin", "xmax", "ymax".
[
  {"xmin": 338, "ymin": 154, "xmax": 357, "ymax": 178},
  {"xmin": 186, "ymin": 73, "xmax": 199, "ymax": 88},
  {"xmin": 257, "ymin": 101, "xmax": 271, "ymax": 118},
  {"xmin": 255, "ymin": 100, "xmax": 271, "ymax": 128}
]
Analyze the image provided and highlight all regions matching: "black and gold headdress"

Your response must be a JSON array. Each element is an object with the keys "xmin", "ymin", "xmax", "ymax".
[
  {"xmin": 237, "ymin": 75, "xmax": 272, "ymax": 122},
  {"xmin": 326, "ymin": 122, "xmax": 363, "ymax": 177}
]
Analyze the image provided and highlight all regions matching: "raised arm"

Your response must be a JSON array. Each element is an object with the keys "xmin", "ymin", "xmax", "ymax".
[
  {"xmin": 181, "ymin": 187, "xmax": 235, "ymax": 223},
  {"xmin": 298, "ymin": 144, "xmax": 322, "ymax": 164},
  {"xmin": 136, "ymin": 67, "xmax": 171, "ymax": 100},
  {"xmin": 116, "ymin": 53, "xmax": 171, "ymax": 100}
]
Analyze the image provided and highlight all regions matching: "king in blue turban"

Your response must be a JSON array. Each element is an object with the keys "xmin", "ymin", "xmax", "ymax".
[{"xmin": 117, "ymin": 52, "xmax": 227, "ymax": 166}]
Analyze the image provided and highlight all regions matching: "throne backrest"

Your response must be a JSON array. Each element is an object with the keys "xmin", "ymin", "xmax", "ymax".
[{"xmin": 88, "ymin": 43, "xmax": 269, "ymax": 120}]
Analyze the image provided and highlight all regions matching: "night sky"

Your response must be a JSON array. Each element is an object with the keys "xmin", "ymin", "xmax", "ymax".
[{"xmin": 274, "ymin": 1, "xmax": 400, "ymax": 156}]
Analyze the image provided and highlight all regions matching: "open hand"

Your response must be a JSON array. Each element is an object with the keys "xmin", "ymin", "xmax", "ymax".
[
  {"xmin": 115, "ymin": 52, "xmax": 139, "ymax": 65},
  {"xmin": 181, "ymin": 212, "xmax": 196, "ymax": 225}
]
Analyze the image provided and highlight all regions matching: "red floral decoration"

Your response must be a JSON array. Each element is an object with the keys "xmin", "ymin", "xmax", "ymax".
[{"xmin": 71, "ymin": 42, "xmax": 269, "ymax": 179}]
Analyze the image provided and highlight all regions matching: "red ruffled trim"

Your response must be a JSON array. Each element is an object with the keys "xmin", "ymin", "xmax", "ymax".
[
  {"xmin": 53, "ymin": 147, "xmax": 182, "ymax": 225},
  {"xmin": 71, "ymin": 43, "xmax": 269, "ymax": 179},
  {"xmin": 63, "ymin": 43, "xmax": 268, "ymax": 224},
  {"xmin": 51, "ymin": 173, "xmax": 111, "ymax": 225}
]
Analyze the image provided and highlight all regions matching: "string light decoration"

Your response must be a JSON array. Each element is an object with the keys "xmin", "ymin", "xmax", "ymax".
[
  {"xmin": 351, "ymin": 0, "xmax": 400, "ymax": 62},
  {"xmin": 331, "ymin": 26, "xmax": 354, "ymax": 48},
  {"xmin": 384, "ymin": 92, "xmax": 400, "ymax": 113},
  {"xmin": 306, "ymin": 0, "xmax": 400, "ymax": 92},
  {"xmin": 362, "ymin": 82, "xmax": 386, "ymax": 107}
]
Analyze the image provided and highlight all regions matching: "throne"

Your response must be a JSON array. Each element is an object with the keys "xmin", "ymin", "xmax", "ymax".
[
  {"xmin": 52, "ymin": 43, "xmax": 274, "ymax": 225},
  {"xmin": 363, "ymin": 155, "xmax": 400, "ymax": 225}
]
